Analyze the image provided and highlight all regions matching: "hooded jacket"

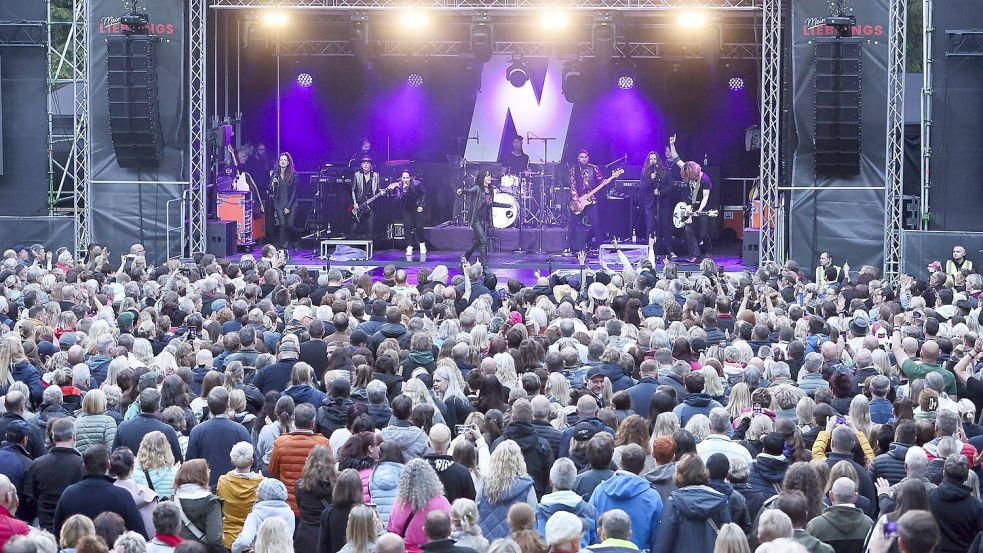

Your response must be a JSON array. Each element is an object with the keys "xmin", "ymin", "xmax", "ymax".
[
  {"xmin": 284, "ymin": 384, "xmax": 327, "ymax": 408},
  {"xmin": 84, "ymin": 355, "xmax": 111, "ymax": 389},
  {"xmin": 400, "ymin": 351, "xmax": 437, "ymax": 376},
  {"xmin": 643, "ymin": 463, "xmax": 678, "ymax": 504},
  {"xmin": 369, "ymin": 323, "xmax": 411, "ymax": 352},
  {"xmin": 493, "ymin": 421, "xmax": 554, "ymax": 495},
  {"xmin": 425, "ymin": 454, "xmax": 476, "ymax": 503},
  {"xmin": 708, "ymin": 479, "xmax": 752, "ymax": 534},
  {"xmin": 367, "ymin": 403, "xmax": 392, "ymax": 430},
  {"xmin": 930, "ymin": 479, "xmax": 983, "ymax": 553},
  {"xmin": 870, "ymin": 442, "xmax": 910, "ymax": 486},
  {"xmin": 215, "ymin": 470, "xmax": 263, "ymax": 548},
  {"xmin": 231, "ymin": 499, "xmax": 296, "ymax": 553},
  {"xmin": 368, "ymin": 461, "xmax": 404, "ymax": 528},
  {"xmin": 652, "ymin": 485, "xmax": 731, "ymax": 553},
  {"xmin": 589, "ymin": 471, "xmax": 664, "ymax": 552},
  {"xmin": 380, "ymin": 420, "xmax": 431, "ymax": 461},
  {"xmin": 589, "ymin": 363, "xmax": 635, "ymax": 392},
  {"xmin": 531, "ymin": 420, "xmax": 563, "ymax": 459},
  {"xmin": 478, "ymin": 476, "xmax": 536, "ymax": 541},
  {"xmin": 535, "ymin": 490, "xmax": 598, "ymax": 548},
  {"xmin": 316, "ymin": 395, "xmax": 354, "ymax": 438},
  {"xmin": 672, "ymin": 393, "xmax": 722, "ymax": 427},
  {"xmin": 747, "ymin": 455, "xmax": 790, "ymax": 500},
  {"xmin": 805, "ymin": 505, "xmax": 873, "ymax": 553}
]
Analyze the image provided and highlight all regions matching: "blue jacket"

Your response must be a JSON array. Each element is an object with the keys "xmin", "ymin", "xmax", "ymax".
[
  {"xmin": 478, "ymin": 476, "xmax": 535, "ymax": 541},
  {"xmin": 672, "ymin": 393, "xmax": 722, "ymax": 427},
  {"xmin": 747, "ymin": 455, "xmax": 789, "ymax": 500},
  {"xmin": 283, "ymin": 384, "xmax": 326, "ymax": 408},
  {"xmin": 559, "ymin": 418, "xmax": 614, "ymax": 457},
  {"xmin": 368, "ymin": 461, "xmax": 404, "ymax": 528},
  {"xmin": 85, "ymin": 355, "xmax": 111, "ymax": 388},
  {"xmin": 625, "ymin": 378, "xmax": 661, "ymax": 414},
  {"xmin": 589, "ymin": 472, "xmax": 663, "ymax": 551},
  {"xmin": 536, "ymin": 490, "xmax": 598, "ymax": 547},
  {"xmin": 0, "ymin": 361, "xmax": 43, "ymax": 406},
  {"xmin": 588, "ymin": 363, "xmax": 635, "ymax": 392},
  {"xmin": 869, "ymin": 398, "xmax": 895, "ymax": 425},
  {"xmin": 186, "ymin": 416, "xmax": 253, "ymax": 488},
  {"xmin": 653, "ymin": 485, "xmax": 731, "ymax": 553}
]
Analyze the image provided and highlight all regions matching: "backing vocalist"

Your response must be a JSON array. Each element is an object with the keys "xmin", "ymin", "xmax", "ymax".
[{"xmin": 271, "ymin": 152, "xmax": 298, "ymax": 249}]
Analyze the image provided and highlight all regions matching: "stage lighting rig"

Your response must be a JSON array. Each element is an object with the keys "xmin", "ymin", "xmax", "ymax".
[
  {"xmin": 562, "ymin": 62, "xmax": 584, "ymax": 103},
  {"xmin": 262, "ymin": 10, "xmax": 289, "ymax": 27},
  {"xmin": 120, "ymin": 0, "xmax": 150, "ymax": 35},
  {"xmin": 539, "ymin": 11, "xmax": 569, "ymax": 30},
  {"xmin": 469, "ymin": 13, "xmax": 493, "ymax": 64},
  {"xmin": 506, "ymin": 59, "xmax": 529, "ymax": 88}
]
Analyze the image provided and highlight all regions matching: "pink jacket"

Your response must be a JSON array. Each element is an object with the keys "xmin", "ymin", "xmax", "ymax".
[
  {"xmin": 386, "ymin": 496, "xmax": 452, "ymax": 553},
  {"xmin": 359, "ymin": 467, "xmax": 372, "ymax": 503}
]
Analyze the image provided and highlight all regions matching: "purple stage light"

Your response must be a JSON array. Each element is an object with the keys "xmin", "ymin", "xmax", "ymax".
[
  {"xmin": 407, "ymin": 73, "xmax": 424, "ymax": 87},
  {"xmin": 617, "ymin": 76, "xmax": 635, "ymax": 89},
  {"xmin": 297, "ymin": 73, "xmax": 313, "ymax": 87},
  {"xmin": 728, "ymin": 77, "xmax": 745, "ymax": 91}
]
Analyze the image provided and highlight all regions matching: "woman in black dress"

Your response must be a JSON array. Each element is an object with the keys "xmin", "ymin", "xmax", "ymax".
[{"xmin": 271, "ymin": 151, "xmax": 298, "ymax": 249}]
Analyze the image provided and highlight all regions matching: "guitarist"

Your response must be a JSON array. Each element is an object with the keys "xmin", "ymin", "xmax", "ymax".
[
  {"xmin": 271, "ymin": 152, "xmax": 298, "ymax": 249},
  {"xmin": 565, "ymin": 149, "xmax": 604, "ymax": 255},
  {"xmin": 351, "ymin": 156, "xmax": 384, "ymax": 241},
  {"xmin": 668, "ymin": 135, "xmax": 713, "ymax": 262}
]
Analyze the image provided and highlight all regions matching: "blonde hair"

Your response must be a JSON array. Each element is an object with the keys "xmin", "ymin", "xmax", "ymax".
[
  {"xmin": 483, "ymin": 440, "xmax": 528, "ymax": 503},
  {"xmin": 345, "ymin": 505, "xmax": 376, "ymax": 553},
  {"xmin": 747, "ymin": 414, "xmax": 774, "ymax": 441},
  {"xmin": 136, "ymin": 431, "xmax": 175, "ymax": 471},
  {"xmin": 546, "ymin": 373, "xmax": 570, "ymax": 406},
  {"xmin": 701, "ymin": 367, "xmax": 724, "ymax": 398},
  {"xmin": 81, "ymin": 389, "xmax": 107, "ymax": 415},
  {"xmin": 104, "ymin": 357, "xmax": 129, "ymax": 388},
  {"xmin": 713, "ymin": 522, "xmax": 751, "ymax": 553},
  {"xmin": 59, "ymin": 514, "xmax": 95, "ymax": 549},
  {"xmin": 685, "ymin": 414, "xmax": 710, "ymax": 443},
  {"xmin": 254, "ymin": 517, "xmax": 293, "ymax": 553},
  {"xmin": 229, "ymin": 388, "xmax": 247, "ymax": 414},
  {"xmin": 451, "ymin": 498, "xmax": 482, "ymax": 536},
  {"xmin": 848, "ymin": 395, "xmax": 872, "ymax": 437},
  {"xmin": 652, "ymin": 412, "xmax": 680, "ymax": 440},
  {"xmin": 0, "ymin": 337, "xmax": 27, "ymax": 387},
  {"xmin": 493, "ymin": 353, "xmax": 518, "ymax": 391}
]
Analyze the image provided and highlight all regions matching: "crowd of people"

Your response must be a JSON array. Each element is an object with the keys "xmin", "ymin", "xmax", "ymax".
[{"xmin": 0, "ymin": 242, "xmax": 976, "ymax": 553}]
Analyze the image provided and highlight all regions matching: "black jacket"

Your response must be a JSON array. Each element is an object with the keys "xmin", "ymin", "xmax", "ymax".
[
  {"xmin": 493, "ymin": 421, "xmax": 554, "ymax": 496},
  {"xmin": 708, "ymin": 479, "xmax": 752, "ymax": 534},
  {"xmin": 531, "ymin": 420, "xmax": 563, "ymax": 459},
  {"xmin": 0, "ymin": 412, "xmax": 45, "ymax": 459},
  {"xmin": 24, "ymin": 446, "xmax": 83, "ymax": 532},
  {"xmin": 295, "ymin": 478, "xmax": 333, "ymax": 553},
  {"xmin": 747, "ymin": 455, "xmax": 789, "ymax": 500},
  {"xmin": 732, "ymin": 482, "xmax": 767, "ymax": 523},
  {"xmin": 931, "ymin": 479, "xmax": 983, "ymax": 553},
  {"xmin": 252, "ymin": 358, "xmax": 299, "ymax": 395},
  {"xmin": 317, "ymin": 503, "xmax": 352, "ymax": 553},
  {"xmin": 113, "ymin": 413, "xmax": 184, "ymax": 463},
  {"xmin": 825, "ymin": 453, "xmax": 876, "ymax": 506},
  {"xmin": 870, "ymin": 442, "xmax": 910, "ymax": 486},
  {"xmin": 442, "ymin": 395, "xmax": 473, "ymax": 430},
  {"xmin": 316, "ymin": 396, "xmax": 355, "ymax": 438},
  {"xmin": 0, "ymin": 442, "xmax": 34, "ymax": 522},
  {"xmin": 368, "ymin": 323, "xmax": 411, "ymax": 353},
  {"xmin": 425, "ymin": 454, "xmax": 476, "ymax": 503},
  {"xmin": 300, "ymin": 340, "xmax": 329, "ymax": 381},
  {"xmin": 422, "ymin": 538, "xmax": 479, "ymax": 553},
  {"xmin": 53, "ymin": 474, "xmax": 147, "ymax": 539}
]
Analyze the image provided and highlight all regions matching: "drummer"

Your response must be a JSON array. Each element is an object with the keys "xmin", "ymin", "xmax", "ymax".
[{"xmin": 500, "ymin": 135, "xmax": 530, "ymax": 176}]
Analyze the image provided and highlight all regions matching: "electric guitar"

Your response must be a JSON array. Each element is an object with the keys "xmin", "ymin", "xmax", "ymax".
[
  {"xmin": 226, "ymin": 144, "xmax": 264, "ymax": 213},
  {"xmin": 672, "ymin": 201, "xmax": 719, "ymax": 228},
  {"xmin": 350, "ymin": 182, "xmax": 399, "ymax": 222},
  {"xmin": 569, "ymin": 168, "xmax": 625, "ymax": 215}
]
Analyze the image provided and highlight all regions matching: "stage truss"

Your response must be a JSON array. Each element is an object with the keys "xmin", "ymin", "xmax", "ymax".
[
  {"xmin": 882, "ymin": 0, "xmax": 907, "ymax": 282},
  {"xmin": 210, "ymin": 0, "xmax": 760, "ymax": 9},
  {"xmin": 756, "ymin": 0, "xmax": 781, "ymax": 267}
]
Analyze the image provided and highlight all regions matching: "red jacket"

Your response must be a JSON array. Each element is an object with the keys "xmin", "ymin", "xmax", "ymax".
[{"xmin": 0, "ymin": 505, "xmax": 29, "ymax": 549}]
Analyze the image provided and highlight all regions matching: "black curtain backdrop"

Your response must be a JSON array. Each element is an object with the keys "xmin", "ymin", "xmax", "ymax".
[
  {"xmin": 788, "ymin": 0, "xmax": 890, "ymax": 275},
  {"xmin": 0, "ymin": 0, "xmax": 47, "ymax": 216},
  {"xmin": 927, "ymin": 0, "xmax": 983, "ymax": 230}
]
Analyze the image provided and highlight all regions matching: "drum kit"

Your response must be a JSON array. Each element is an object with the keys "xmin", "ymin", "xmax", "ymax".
[{"xmin": 458, "ymin": 163, "xmax": 568, "ymax": 230}]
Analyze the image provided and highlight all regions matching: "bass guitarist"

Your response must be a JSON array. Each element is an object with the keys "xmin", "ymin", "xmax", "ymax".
[
  {"xmin": 565, "ymin": 149, "xmax": 605, "ymax": 255},
  {"xmin": 351, "ymin": 156, "xmax": 385, "ymax": 242},
  {"xmin": 668, "ymin": 135, "xmax": 713, "ymax": 263}
]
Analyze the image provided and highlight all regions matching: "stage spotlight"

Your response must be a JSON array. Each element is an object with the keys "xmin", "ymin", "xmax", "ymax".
[
  {"xmin": 297, "ymin": 73, "xmax": 313, "ymax": 88},
  {"xmin": 728, "ymin": 77, "xmax": 745, "ymax": 91},
  {"xmin": 262, "ymin": 10, "xmax": 289, "ymax": 27},
  {"xmin": 562, "ymin": 63, "xmax": 584, "ymax": 103},
  {"xmin": 469, "ymin": 13, "xmax": 493, "ymax": 63},
  {"xmin": 407, "ymin": 73, "xmax": 424, "ymax": 87},
  {"xmin": 401, "ymin": 11, "xmax": 430, "ymax": 28},
  {"xmin": 677, "ymin": 11, "xmax": 706, "ymax": 28},
  {"xmin": 617, "ymin": 76, "xmax": 635, "ymax": 89},
  {"xmin": 506, "ymin": 60, "xmax": 529, "ymax": 88},
  {"xmin": 539, "ymin": 11, "xmax": 569, "ymax": 29},
  {"xmin": 616, "ymin": 62, "xmax": 637, "ymax": 90}
]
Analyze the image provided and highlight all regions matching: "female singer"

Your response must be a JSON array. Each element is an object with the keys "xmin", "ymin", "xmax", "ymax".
[
  {"xmin": 271, "ymin": 152, "xmax": 298, "ymax": 249},
  {"xmin": 398, "ymin": 170, "xmax": 428, "ymax": 259},
  {"xmin": 640, "ymin": 151, "xmax": 674, "ymax": 257},
  {"xmin": 458, "ymin": 169, "xmax": 494, "ymax": 267}
]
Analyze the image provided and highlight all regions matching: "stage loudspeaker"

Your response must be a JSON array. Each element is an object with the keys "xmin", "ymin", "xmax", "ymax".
[
  {"xmin": 813, "ymin": 37, "xmax": 861, "ymax": 176},
  {"xmin": 206, "ymin": 220, "xmax": 237, "ymax": 257},
  {"xmin": 106, "ymin": 34, "xmax": 164, "ymax": 168}
]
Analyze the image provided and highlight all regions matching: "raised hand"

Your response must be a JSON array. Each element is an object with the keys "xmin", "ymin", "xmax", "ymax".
[{"xmin": 577, "ymin": 251, "xmax": 587, "ymax": 265}]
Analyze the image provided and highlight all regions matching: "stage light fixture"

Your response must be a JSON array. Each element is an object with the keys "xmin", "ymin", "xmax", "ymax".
[
  {"xmin": 593, "ymin": 12, "xmax": 615, "ymax": 65},
  {"xmin": 469, "ymin": 13, "xmax": 494, "ymax": 63},
  {"xmin": 401, "ymin": 11, "xmax": 430, "ymax": 28},
  {"xmin": 262, "ymin": 10, "xmax": 289, "ymax": 27},
  {"xmin": 562, "ymin": 63, "xmax": 584, "ymax": 103},
  {"xmin": 728, "ymin": 77, "xmax": 745, "ymax": 91},
  {"xmin": 407, "ymin": 73, "xmax": 424, "ymax": 87},
  {"xmin": 615, "ymin": 61, "xmax": 637, "ymax": 90},
  {"xmin": 617, "ymin": 76, "xmax": 635, "ymax": 89},
  {"xmin": 539, "ymin": 11, "xmax": 569, "ymax": 29},
  {"xmin": 297, "ymin": 73, "xmax": 313, "ymax": 88},
  {"xmin": 677, "ymin": 11, "xmax": 706, "ymax": 28},
  {"xmin": 506, "ymin": 60, "xmax": 529, "ymax": 88}
]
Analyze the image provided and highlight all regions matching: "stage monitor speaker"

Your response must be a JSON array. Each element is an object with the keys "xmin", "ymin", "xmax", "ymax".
[
  {"xmin": 206, "ymin": 220, "xmax": 237, "ymax": 257},
  {"xmin": 813, "ymin": 37, "xmax": 861, "ymax": 176},
  {"xmin": 106, "ymin": 34, "xmax": 164, "ymax": 168}
]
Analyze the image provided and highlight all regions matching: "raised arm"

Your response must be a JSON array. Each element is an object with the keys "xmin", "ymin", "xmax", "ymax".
[{"xmin": 669, "ymin": 134, "xmax": 685, "ymax": 169}]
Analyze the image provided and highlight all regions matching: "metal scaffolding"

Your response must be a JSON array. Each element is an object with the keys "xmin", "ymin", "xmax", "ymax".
[
  {"xmin": 211, "ymin": 0, "xmax": 759, "ymax": 9},
  {"xmin": 65, "ymin": 0, "xmax": 92, "ymax": 259},
  {"xmin": 187, "ymin": 0, "xmax": 209, "ymax": 257},
  {"xmin": 920, "ymin": 0, "xmax": 933, "ymax": 230},
  {"xmin": 882, "ymin": 0, "xmax": 907, "ymax": 282},
  {"xmin": 757, "ymin": 0, "xmax": 781, "ymax": 266}
]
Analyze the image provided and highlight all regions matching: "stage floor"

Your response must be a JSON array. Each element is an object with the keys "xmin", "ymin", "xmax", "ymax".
[{"xmin": 250, "ymin": 241, "xmax": 750, "ymax": 283}]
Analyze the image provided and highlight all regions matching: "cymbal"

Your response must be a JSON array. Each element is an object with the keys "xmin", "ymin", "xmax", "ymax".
[{"xmin": 385, "ymin": 159, "xmax": 412, "ymax": 166}]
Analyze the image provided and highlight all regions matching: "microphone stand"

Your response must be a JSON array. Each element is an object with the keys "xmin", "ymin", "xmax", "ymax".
[{"xmin": 526, "ymin": 132, "xmax": 556, "ymax": 254}]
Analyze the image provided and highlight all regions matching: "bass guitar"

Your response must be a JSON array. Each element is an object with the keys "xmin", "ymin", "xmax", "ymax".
[
  {"xmin": 672, "ymin": 201, "xmax": 719, "ymax": 228},
  {"xmin": 569, "ymin": 168, "xmax": 625, "ymax": 215},
  {"xmin": 350, "ymin": 182, "xmax": 399, "ymax": 223}
]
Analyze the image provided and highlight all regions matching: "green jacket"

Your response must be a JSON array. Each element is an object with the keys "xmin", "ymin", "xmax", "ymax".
[
  {"xmin": 900, "ymin": 359, "xmax": 956, "ymax": 395},
  {"xmin": 794, "ymin": 529, "xmax": 834, "ymax": 553},
  {"xmin": 806, "ymin": 505, "xmax": 873, "ymax": 553}
]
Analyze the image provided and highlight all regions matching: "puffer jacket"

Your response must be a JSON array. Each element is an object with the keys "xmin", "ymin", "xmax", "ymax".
[
  {"xmin": 870, "ymin": 442, "xmax": 910, "ymax": 486},
  {"xmin": 231, "ymin": 499, "xmax": 296, "ymax": 553},
  {"xmin": 369, "ymin": 461, "xmax": 404, "ymax": 528},
  {"xmin": 747, "ymin": 455, "xmax": 790, "ymax": 500},
  {"xmin": 653, "ymin": 485, "xmax": 731, "ymax": 553},
  {"xmin": 215, "ymin": 470, "xmax": 263, "ymax": 549},
  {"xmin": 316, "ymin": 396, "xmax": 355, "ymax": 438},
  {"xmin": 268, "ymin": 430, "xmax": 330, "ymax": 514},
  {"xmin": 74, "ymin": 413, "xmax": 118, "ymax": 453},
  {"xmin": 535, "ymin": 490, "xmax": 598, "ymax": 547},
  {"xmin": 380, "ymin": 420, "xmax": 431, "ymax": 461},
  {"xmin": 132, "ymin": 464, "xmax": 179, "ymax": 500},
  {"xmin": 478, "ymin": 476, "xmax": 536, "ymax": 540}
]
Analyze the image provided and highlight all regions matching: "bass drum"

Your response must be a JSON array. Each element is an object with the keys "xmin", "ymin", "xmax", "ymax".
[
  {"xmin": 492, "ymin": 192, "xmax": 519, "ymax": 229},
  {"xmin": 500, "ymin": 174, "xmax": 521, "ymax": 194}
]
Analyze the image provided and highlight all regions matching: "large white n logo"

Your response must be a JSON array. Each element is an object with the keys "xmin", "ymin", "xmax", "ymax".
[{"xmin": 465, "ymin": 56, "xmax": 573, "ymax": 163}]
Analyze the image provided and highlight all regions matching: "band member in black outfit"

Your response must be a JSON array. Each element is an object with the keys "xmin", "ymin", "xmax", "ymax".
[
  {"xmin": 458, "ymin": 170, "xmax": 495, "ymax": 266},
  {"xmin": 565, "ymin": 149, "xmax": 604, "ymax": 254},
  {"xmin": 351, "ymin": 157, "xmax": 386, "ymax": 241},
  {"xmin": 640, "ymin": 151, "xmax": 674, "ymax": 256},
  {"xmin": 668, "ymin": 134, "xmax": 713, "ymax": 262},
  {"xmin": 271, "ymin": 152, "xmax": 298, "ymax": 248},
  {"xmin": 499, "ymin": 135, "xmax": 530, "ymax": 175},
  {"xmin": 398, "ymin": 170, "xmax": 428, "ymax": 259}
]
